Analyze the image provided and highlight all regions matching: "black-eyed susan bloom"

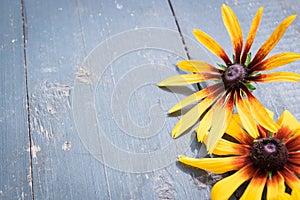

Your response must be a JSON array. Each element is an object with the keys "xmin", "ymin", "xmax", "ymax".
[
  {"xmin": 158, "ymin": 4, "xmax": 300, "ymax": 153},
  {"xmin": 179, "ymin": 110, "xmax": 300, "ymax": 200}
]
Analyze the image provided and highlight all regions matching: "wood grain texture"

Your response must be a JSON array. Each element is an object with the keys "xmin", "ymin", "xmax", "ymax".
[
  {"xmin": 1, "ymin": 0, "xmax": 300, "ymax": 199},
  {"xmin": 0, "ymin": 0, "xmax": 32, "ymax": 199},
  {"xmin": 24, "ymin": 0, "xmax": 208, "ymax": 199}
]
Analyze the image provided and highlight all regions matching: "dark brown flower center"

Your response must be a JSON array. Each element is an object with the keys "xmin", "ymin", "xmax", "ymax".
[
  {"xmin": 250, "ymin": 137, "xmax": 288, "ymax": 173},
  {"xmin": 223, "ymin": 64, "xmax": 247, "ymax": 89}
]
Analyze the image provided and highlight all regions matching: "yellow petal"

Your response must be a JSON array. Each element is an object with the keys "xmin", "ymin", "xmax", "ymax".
[
  {"xmin": 240, "ymin": 170, "xmax": 267, "ymax": 200},
  {"xmin": 226, "ymin": 114, "xmax": 244, "ymax": 136},
  {"xmin": 195, "ymin": 108, "xmax": 213, "ymax": 142},
  {"xmin": 211, "ymin": 164, "xmax": 255, "ymax": 200},
  {"xmin": 193, "ymin": 29, "xmax": 232, "ymax": 65},
  {"xmin": 178, "ymin": 155, "xmax": 246, "ymax": 174},
  {"xmin": 212, "ymin": 138, "xmax": 250, "ymax": 156},
  {"xmin": 292, "ymin": 187, "xmax": 300, "ymax": 199},
  {"xmin": 222, "ymin": 4, "xmax": 243, "ymax": 62},
  {"xmin": 246, "ymin": 90, "xmax": 279, "ymax": 132},
  {"xmin": 157, "ymin": 73, "xmax": 220, "ymax": 86},
  {"xmin": 250, "ymin": 52, "xmax": 300, "ymax": 72},
  {"xmin": 169, "ymin": 82, "xmax": 224, "ymax": 113},
  {"xmin": 249, "ymin": 72, "xmax": 300, "ymax": 83},
  {"xmin": 277, "ymin": 110, "xmax": 300, "ymax": 131},
  {"xmin": 249, "ymin": 15, "xmax": 297, "ymax": 67},
  {"xmin": 177, "ymin": 60, "xmax": 219, "ymax": 73},
  {"xmin": 168, "ymin": 90, "xmax": 209, "ymax": 114},
  {"xmin": 278, "ymin": 193, "xmax": 293, "ymax": 200},
  {"xmin": 266, "ymin": 172, "xmax": 286, "ymax": 200},
  {"xmin": 171, "ymin": 103, "xmax": 202, "ymax": 138},
  {"xmin": 241, "ymin": 7, "xmax": 263, "ymax": 64},
  {"xmin": 207, "ymin": 94, "xmax": 234, "ymax": 153},
  {"xmin": 265, "ymin": 107, "xmax": 275, "ymax": 119},
  {"xmin": 235, "ymin": 91, "xmax": 259, "ymax": 138},
  {"xmin": 225, "ymin": 113, "xmax": 256, "ymax": 145},
  {"xmin": 172, "ymin": 93, "xmax": 222, "ymax": 138}
]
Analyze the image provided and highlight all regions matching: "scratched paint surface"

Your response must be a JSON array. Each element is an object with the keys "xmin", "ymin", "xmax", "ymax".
[
  {"xmin": 1, "ymin": 0, "xmax": 300, "ymax": 199},
  {"xmin": 0, "ymin": 0, "xmax": 32, "ymax": 199}
]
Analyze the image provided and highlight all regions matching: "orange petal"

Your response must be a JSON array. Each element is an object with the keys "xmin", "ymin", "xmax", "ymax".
[
  {"xmin": 222, "ymin": 4, "xmax": 243, "ymax": 62},
  {"xmin": 275, "ymin": 126, "xmax": 294, "ymax": 141},
  {"xmin": 248, "ymin": 72, "xmax": 300, "ymax": 83},
  {"xmin": 212, "ymin": 138, "xmax": 250, "ymax": 156},
  {"xmin": 207, "ymin": 93, "xmax": 234, "ymax": 153},
  {"xmin": 178, "ymin": 155, "xmax": 247, "ymax": 174},
  {"xmin": 287, "ymin": 163, "xmax": 300, "ymax": 176},
  {"xmin": 288, "ymin": 151, "xmax": 300, "ymax": 160},
  {"xmin": 245, "ymin": 89, "xmax": 279, "ymax": 133},
  {"xmin": 157, "ymin": 73, "xmax": 221, "ymax": 86},
  {"xmin": 249, "ymin": 15, "xmax": 297, "ymax": 67},
  {"xmin": 235, "ymin": 91, "xmax": 259, "ymax": 138},
  {"xmin": 177, "ymin": 60, "xmax": 220, "ymax": 73},
  {"xmin": 281, "ymin": 167, "xmax": 300, "ymax": 190},
  {"xmin": 241, "ymin": 7, "xmax": 263, "ymax": 64},
  {"xmin": 266, "ymin": 172, "xmax": 286, "ymax": 200},
  {"xmin": 250, "ymin": 52, "xmax": 300, "ymax": 72},
  {"xmin": 285, "ymin": 132, "xmax": 300, "ymax": 152},
  {"xmin": 211, "ymin": 164, "xmax": 255, "ymax": 200},
  {"xmin": 172, "ymin": 91, "xmax": 224, "ymax": 138},
  {"xmin": 169, "ymin": 82, "xmax": 224, "ymax": 113},
  {"xmin": 240, "ymin": 170, "xmax": 267, "ymax": 200},
  {"xmin": 257, "ymin": 125, "xmax": 269, "ymax": 138},
  {"xmin": 193, "ymin": 29, "xmax": 232, "ymax": 65}
]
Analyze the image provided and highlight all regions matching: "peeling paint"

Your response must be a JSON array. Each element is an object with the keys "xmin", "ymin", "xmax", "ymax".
[
  {"xmin": 27, "ymin": 144, "xmax": 40, "ymax": 159},
  {"xmin": 27, "ymin": 165, "xmax": 33, "ymax": 192},
  {"xmin": 62, "ymin": 141, "xmax": 72, "ymax": 151},
  {"xmin": 30, "ymin": 81, "xmax": 72, "ymax": 141},
  {"xmin": 75, "ymin": 67, "xmax": 91, "ymax": 83},
  {"xmin": 154, "ymin": 171, "xmax": 176, "ymax": 200},
  {"xmin": 41, "ymin": 67, "xmax": 57, "ymax": 73}
]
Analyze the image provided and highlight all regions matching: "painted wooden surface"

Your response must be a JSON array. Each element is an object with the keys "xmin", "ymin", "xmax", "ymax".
[
  {"xmin": 1, "ymin": 0, "xmax": 300, "ymax": 199},
  {"xmin": 0, "ymin": 0, "xmax": 33, "ymax": 199}
]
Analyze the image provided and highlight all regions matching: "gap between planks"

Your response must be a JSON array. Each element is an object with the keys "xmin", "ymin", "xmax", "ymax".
[
  {"xmin": 21, "ymin": 0, "xmax": 35, "ymax": 199},
  {"xmin": 167, "ymin": 0, "xmax": 202, "ymax": 91}
]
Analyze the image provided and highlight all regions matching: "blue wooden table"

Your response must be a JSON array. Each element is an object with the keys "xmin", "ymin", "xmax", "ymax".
[{"xmin": 1, "ymin": 0, "xmax": 300, "ymax": 199}]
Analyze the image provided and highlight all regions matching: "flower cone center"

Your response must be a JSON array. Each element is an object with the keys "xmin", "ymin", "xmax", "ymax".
[
  {"xmin": 223, "ymin": 64, "xmax": 246, "ymax": 88},
  {"xmin": 250, "ymin": 137, "xmax": 288, "ymax": 173}
]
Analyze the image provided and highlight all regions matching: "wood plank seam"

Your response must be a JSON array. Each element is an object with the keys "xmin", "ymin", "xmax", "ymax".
[{"xmin": 21, "ymin": 0, "xmax": 35, "ymax": 199}]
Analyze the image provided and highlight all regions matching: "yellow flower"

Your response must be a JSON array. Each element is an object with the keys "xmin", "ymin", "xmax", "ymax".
[
  {"xmin": 158, "ymin": 4, "xmax": 300, "ymax": 153},
  {"xmin": 179, "ymin": 110, "xmax": 300, "ymax": 200}
]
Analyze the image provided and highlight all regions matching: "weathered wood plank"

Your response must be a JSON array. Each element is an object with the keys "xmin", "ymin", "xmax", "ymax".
[
  {"xmin": 0, "ymin": 0, "xmax": 32, "ymax": 199},
  {"xmin": 24, "ymin": 0, "xmax": 300, "ymax": 199},
  {"xmin": 25, "ymin": 0, "xmax": 210, "ymax": 199},
  {"xmin": 24, "ymin": 1, "xmax": 110, "ymax": 199}
]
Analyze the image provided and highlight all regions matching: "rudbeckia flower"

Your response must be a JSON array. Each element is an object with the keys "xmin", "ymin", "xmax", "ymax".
[
  {"xmin": 158, "ymin": 4, "xmax": 300, "ymax": 152},
  {"xmin": 179, "ymin": 110, "xmax": 300, "ymax": 200}
]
